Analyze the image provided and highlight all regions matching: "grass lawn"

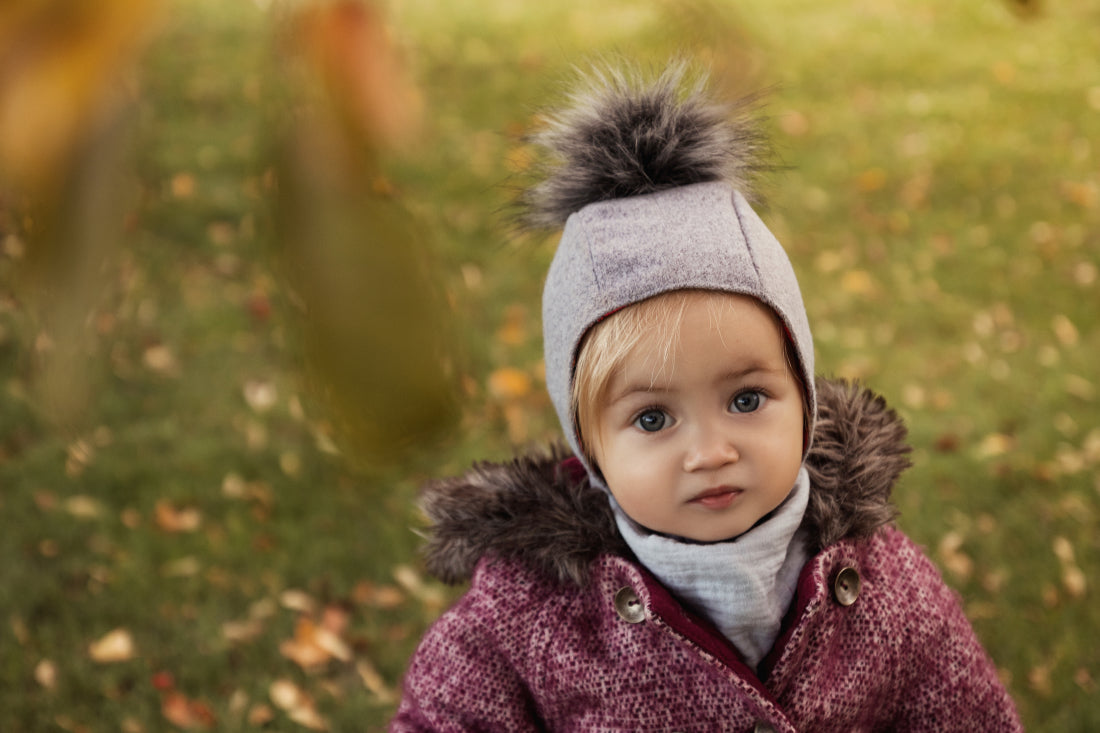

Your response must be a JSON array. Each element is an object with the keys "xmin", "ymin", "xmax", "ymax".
[{"xmin": 1, "ymin": 0, "xmax": 1097, "ymax": 730}]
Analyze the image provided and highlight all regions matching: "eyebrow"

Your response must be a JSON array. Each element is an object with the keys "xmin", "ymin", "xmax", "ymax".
[{"xmin": 606, "ymin": 363, "xmax": 784, "ymax": 405}]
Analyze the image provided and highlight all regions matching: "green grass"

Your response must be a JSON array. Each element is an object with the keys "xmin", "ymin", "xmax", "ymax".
[{"xmin": 1, "ymin": 0, "xmax": 1097, "ymax": 730}]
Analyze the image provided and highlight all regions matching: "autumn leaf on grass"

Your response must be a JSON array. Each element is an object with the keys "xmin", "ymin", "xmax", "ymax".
[
  {"xmin": 88, "ymin": 628, "xmax": 135, "ymax": 663},
  {"xmin": 155, "ymin": 499, "xmax": 202, "ymax": 533},
  {"xmin": 357, "ymin": 657, "xmax": 397, "ymax": 705},
  {"xmin": 270, "ymin": 679, "xmax": 328, "ymax": 731},
  {"xmin": 162, "ymin": 691, "xmax": 216, "ymax": 730},
  {"xmin": 280, "ymin": 616, "xmax": 352, "ymax": 671}
]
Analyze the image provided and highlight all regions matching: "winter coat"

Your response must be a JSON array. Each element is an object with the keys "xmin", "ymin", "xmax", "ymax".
[{"xmin": 391, "ymin": 380, "xmax": 1022, "ymax": 732}]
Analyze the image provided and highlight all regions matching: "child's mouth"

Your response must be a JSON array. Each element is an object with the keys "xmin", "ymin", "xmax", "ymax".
[{"xmin": 689, "ymin": 487, "xmax": 742, "ymax": 509}]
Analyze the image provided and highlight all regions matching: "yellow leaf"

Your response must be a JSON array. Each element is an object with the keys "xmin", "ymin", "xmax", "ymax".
[
  {"xmin": 975, "ymin": 433, "xmax": 1014, "ymax": 459},
  {"xmin": 34, "ymin": 659, "xmax": 57, "ymax": 689},
  {"xmin": 63, "ymin": 495, "xmax": 104, "ymax": 520},
  {"xmin": 243, "ymin": 380, "xmax": 278, "ymax": 413},
  {"xmin": 1051, "ymin": 314, "xmax": 1079, "ymax": 346},
  {"xmin": 856, "ymin": 168, "xmax": 886, "ymax": 192},
  {"xmin": 488, "ymin": 367, "xmax": 531, "ymax": 400},
  {"xmin": 840, "ymin": 269, "xmax": 875, "ymax": 296},
  {"xmin": 89, "ymin": 628, "xmax": 135, "ymax": 663}
]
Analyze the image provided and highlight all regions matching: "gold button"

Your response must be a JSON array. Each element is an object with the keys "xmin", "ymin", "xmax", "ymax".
[
  {"xmin": 833, "ymin": 566, "xmax": 861, "ymax": 606},
  {"xmin": 613, "ymin": 586, "xmax": 645, "ymax": 624},
  {"xmin": 753, "ymin": 722, "xmax": 779, "ymax": 733}
]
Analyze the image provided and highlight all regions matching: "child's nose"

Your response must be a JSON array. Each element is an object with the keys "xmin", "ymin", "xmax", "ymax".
[{"xmin": 682, "ymin": 425, "xmax": 740, "ymax": 472}]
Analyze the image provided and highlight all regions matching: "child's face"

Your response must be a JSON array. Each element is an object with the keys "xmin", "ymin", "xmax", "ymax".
[{"xmin": 591, "ymin": 293, "xmax": 804, "ymax": 542}]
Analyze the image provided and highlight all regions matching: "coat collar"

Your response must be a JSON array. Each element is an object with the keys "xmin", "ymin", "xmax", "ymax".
[{"xmin": 418, "ymin": 378, "xmax": 910, "ymax": 587}]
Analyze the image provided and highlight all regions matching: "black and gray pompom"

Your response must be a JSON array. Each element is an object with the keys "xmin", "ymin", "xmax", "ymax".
[{"xmin": 520, "ymin": 62, "xmax": 771, "ymax": 229}]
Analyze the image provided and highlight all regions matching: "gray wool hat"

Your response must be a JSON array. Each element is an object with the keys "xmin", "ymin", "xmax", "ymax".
[
  {"xmin": 541, "ymin": 180, "xmax": 816, "ymax": 472},
  {"xmin": 522, "ymin": 63, "xmax": 815, "ymax": 478}
]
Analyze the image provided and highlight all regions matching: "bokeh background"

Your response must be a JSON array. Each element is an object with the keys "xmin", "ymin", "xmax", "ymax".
[{"xmin": 1, "ymin": 0, "xmax": 1097, "ymax": 730}]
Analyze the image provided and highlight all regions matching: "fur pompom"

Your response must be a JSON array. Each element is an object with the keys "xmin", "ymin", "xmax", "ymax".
[{"xmin": 520, "ymin": 61, "xmax": 771, "ymax": 229}]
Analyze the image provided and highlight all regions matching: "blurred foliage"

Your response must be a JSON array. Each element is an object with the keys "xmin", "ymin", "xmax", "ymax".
[
  {"xmin": 273, "ymin": 0, "xmax": 458, "ymax": 464},
  {"xmin": 0, "ymin": 0, "xmax": 1097, "ymax": 730}
]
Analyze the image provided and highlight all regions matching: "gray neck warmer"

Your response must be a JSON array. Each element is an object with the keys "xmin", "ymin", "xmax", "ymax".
[{"xmin": 612, "ymin": 466, "xmax": 811, "ymax": 671}]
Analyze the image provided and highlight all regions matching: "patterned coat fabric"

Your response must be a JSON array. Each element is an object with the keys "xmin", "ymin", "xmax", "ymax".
[{"xmin": 391, "ymin": 381, "xmax": 1021, "ymax": 732}]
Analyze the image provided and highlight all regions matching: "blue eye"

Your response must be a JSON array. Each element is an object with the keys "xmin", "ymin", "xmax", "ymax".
[
  {"xmin": 633, "ymin": 409, "xmax": 667, "ymax": 432},
  {"xmin": 731, "ymin": 391, "xmax": 764, "ymax": 413}
]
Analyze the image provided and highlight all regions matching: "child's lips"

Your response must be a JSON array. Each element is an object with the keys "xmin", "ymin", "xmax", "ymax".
[{"xmin": 689, "ymin": 486, "xmax": 743, "ymax": 509}]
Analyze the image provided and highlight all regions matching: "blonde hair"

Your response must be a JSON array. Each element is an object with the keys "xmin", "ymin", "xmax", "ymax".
[{"xmin": 572, "ymin": 290, "xmax": 805, "ymax": 469}]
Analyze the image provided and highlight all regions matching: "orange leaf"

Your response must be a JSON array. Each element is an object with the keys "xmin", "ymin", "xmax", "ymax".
[
  {"xmin": 154, "ymin": 499, "xmax": 202, "ymax": 533},
  {"xmin": 488, "ymin": 367, "xmax": 531, "ymax": 401},
  {"xmin": 161, "ymin": 691, "xmax": 216, "ymax": 730}
]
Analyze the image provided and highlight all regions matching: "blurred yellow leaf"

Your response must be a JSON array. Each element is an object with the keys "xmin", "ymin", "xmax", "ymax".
[
  {"xmin": 243, "ymin": 379, "xmax": 278, "ymax": 413},
  {"xmin": 269, "ymin": 679, "xmax": 327, "ymax": 731},
  {"xmin": 279, "ymin": 589, "xmax": 316, "ymax": 614},
  {"xmin": 143, "ymin": 344, "xmax": 178, "ymax": 376},
  {"xmin": 170, "ymin": 172, "xmax": 196, "ymax": 199},
  {"xmin": 34, "ymin": 659, "xmax": 57, "ymax": 690},
  {"xmin": 840, "ymin": 269, "xmax": 875, "ymax": 296},
  {"xmin": 357, "ymin": 658, "xmax": 397, "ymax": 704},
  {"xmin": 856, "ymin": 168, "xmax": 886, "ymax": 192},
  {"xmin": 1062, "ymin": 566, "xmax": 1087, "ymax": 599},
  {"xmin": 88, "ymin": 628, "xmax": 135, "ymax": 663},
  {"xmin": 975, "ymin": 433, "xmax": 1014, "ymax": 459},
  {"xmin": 488, "ymin": 367, "xmax": 531, "ymax": 400},
  {"xmin": 1051, "ymin": 314, "xmax": 1079, "ymax": 346},
  {"xmin": 63, "ymin": 494, "xmax": 103, "ymax": 520},
  {"xmin": 154, "ymin": 500, "xmax": 201, "ymax": 533},
  {"xmin": 0, "ymin": 0, "xmax": 158, "ymax": 192}
]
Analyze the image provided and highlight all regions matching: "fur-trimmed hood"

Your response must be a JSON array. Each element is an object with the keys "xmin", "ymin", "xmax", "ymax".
[{"xmin": 419, "ymin": 379, "xmax": 910, "ymax": 587}]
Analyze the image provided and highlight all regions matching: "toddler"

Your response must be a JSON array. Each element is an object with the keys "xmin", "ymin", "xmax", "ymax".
[{"xmin": 391, "ymin": 63, "xmax": 1021, "ymax": 732}]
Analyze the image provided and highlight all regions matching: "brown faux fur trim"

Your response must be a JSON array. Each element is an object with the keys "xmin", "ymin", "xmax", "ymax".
[
  {"xmin": 419, "ymin": 378, "xmax": 909, "ymax": 586},
  {"xmin": 418, "ymin": 447, "xmax": 631, "ymax": 586},
  {"xmin": 801, "ymin": 379, "xmax": 908, "ymax": 552}
]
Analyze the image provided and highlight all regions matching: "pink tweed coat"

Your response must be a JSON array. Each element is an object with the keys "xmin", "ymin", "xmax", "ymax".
[{"xmin": 391, "ymin": 381, "xmax": 1022, "ymax": 731}]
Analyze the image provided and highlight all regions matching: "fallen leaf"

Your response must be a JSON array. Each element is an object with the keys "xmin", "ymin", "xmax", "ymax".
[
  {"xmin": 155, "ymin": 500, "xmax": 202, "ymax": 533},
  {"xmin": 1052, "ymin": 536, "xmax": 1074, "ymax": 564},
  {"xmin": 353, "ymin": 581, "xmax": 404, "ymax": 609},
  {"xmin": 63, "ymin": 495, "xmax": 104, "ymax": 519},
  {"xmin": 488, "ymin": 367, "xmax": 531, "ymax": 400},
  {"xmin": 1028, "ymin": 664, "xmax": 1052, "ymax": 696},
  {"xmin": 279, "ymin": 589, "xmax": 316, "ymax": 614},
  {"xmin": 162, "ymin": 691, "xmax": 216, "ymax": 730},
  {"xmin": 1051, "ymin": 314, "xmax": 1079, "ymax": 347},
  {"xmin": 357, "ymin": 658, "xmax": 396, "ymax": 704},
  {"xmin": 248, "ymin": 704, "xmax": 275, "ymax": 726},
  {"xmin": 841, "ymin": 270, "xmax": 876, "ymax": 296},
  {"xmin": 975, "ymin": 433, "xmax": 1014, "ymax": 459},
  {"xmin": 270, "ymin": 679, "xmax": 328, "ymax": 731},
  {"xmin": 243, "ymin": 380, "xmax": 278, "ymax": 413},
  {"xmin": 35, "ymin": 659, "xmax": 58, "ymax": 689},
  {"xmin": 280, "ymin": 616, "xmax": 352, "ymax": 670},
  {"xmin": 151, "ymin": 670, "xmax": 175, "ymax": 691},
  {"xmin": 143, "ymin": 344, "xmax": 178, "ymax": 375},
  {"xmin": 170, "ymin": 172, "xmax": 196, "ymax": 198},
  {"xmin": 89, "ymin": 628, "xmax": 135, "ymax": 663},
  {"xmin": 280, "ymin": 619, "xmax": 330, "ymax": 670},
  {"xmin": 1062, "ymin": 566, "xmax": 1087, "ymax": 598},
  {"xmin": 856, "ymin": 168, "xmax": 886, "ymax": 192}
]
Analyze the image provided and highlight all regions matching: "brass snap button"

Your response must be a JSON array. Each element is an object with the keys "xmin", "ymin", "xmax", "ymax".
[
  {"xmin": 613, "ymin": 586, "xmax": 645, "ymax": 624},
  {"xmin": 833, "ymin": 566, "xmax": 861, "ymax": 607}
]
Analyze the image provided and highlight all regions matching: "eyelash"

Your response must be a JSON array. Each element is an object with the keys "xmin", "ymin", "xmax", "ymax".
[{"xmin": 628, "ymin": 387, "xmax": 770, "ymax": 431}]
